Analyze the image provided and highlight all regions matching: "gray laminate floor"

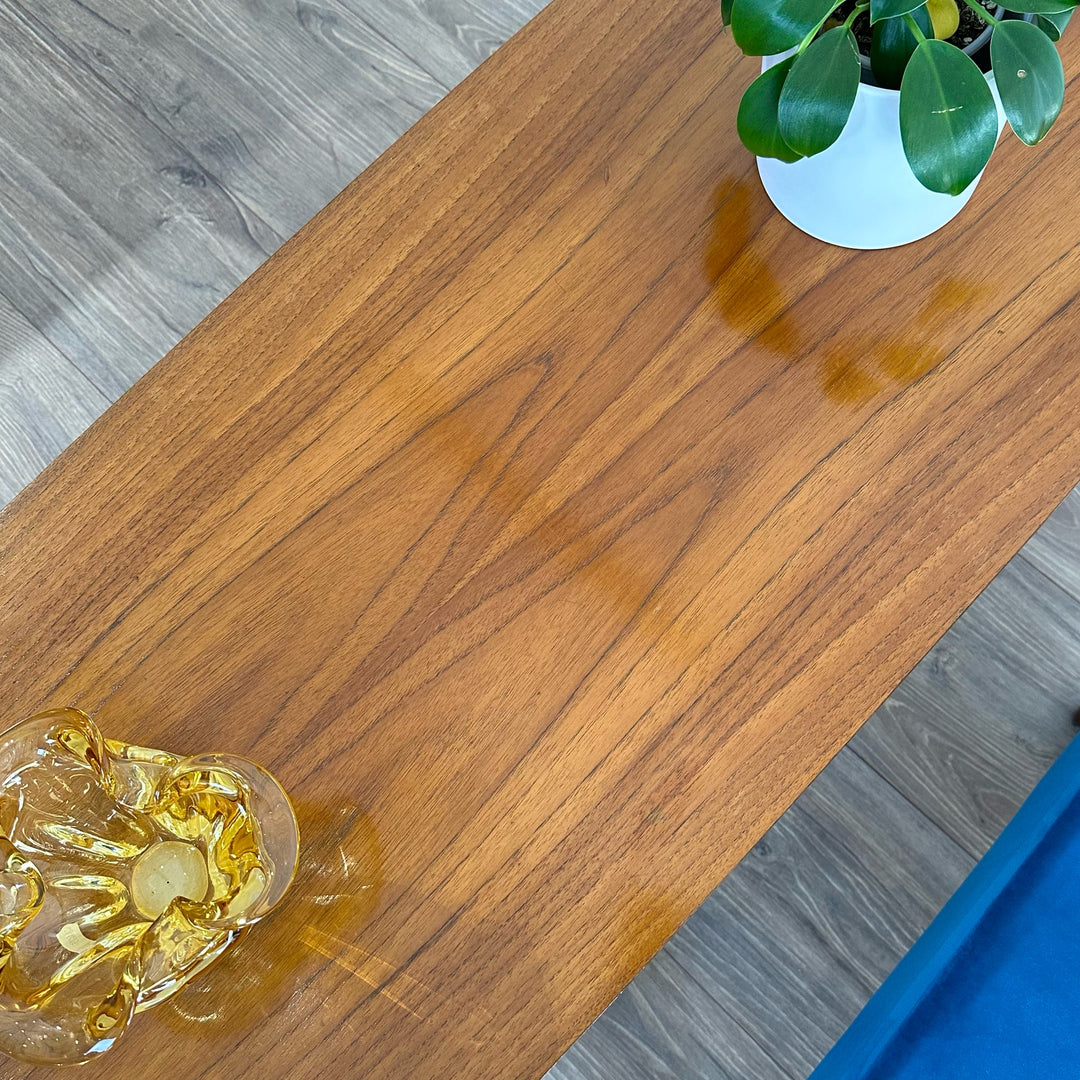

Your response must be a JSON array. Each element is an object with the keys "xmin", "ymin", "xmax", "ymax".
[{"xmin": 1, "ymin": 4, "xmax": 1077, "ymax": 1078}]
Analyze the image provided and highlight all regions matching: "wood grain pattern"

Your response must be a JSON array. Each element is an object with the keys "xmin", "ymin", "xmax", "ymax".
[
  {"xmin": 3, "ymin": 2, "xmax": 1045, "ymax": 1075},
  {"xmin": 850, "ymin": 556, "xmax": 1080, "ymax": 858},
  {"xmin": 2, "ymin": 1, "xmax": 1080, "ymax": 1077},
  {"xmin": 0, "ymin": 0, "xmax": 524, "ymax": 508},
  {"xmin": 553, "ymin": 744, "xmax": 974, "ymax": 1080}
]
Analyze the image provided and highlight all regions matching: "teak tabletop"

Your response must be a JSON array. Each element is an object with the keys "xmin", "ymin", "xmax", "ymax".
[{"xmin": 2, "ymin": 1, "xmax": 1079, "ymax": 1077}]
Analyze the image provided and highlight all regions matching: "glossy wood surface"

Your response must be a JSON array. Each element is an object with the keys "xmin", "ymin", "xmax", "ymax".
[{"xmin": 2, "ymin": 2, "xmax": 1080, "ymax": 1076}]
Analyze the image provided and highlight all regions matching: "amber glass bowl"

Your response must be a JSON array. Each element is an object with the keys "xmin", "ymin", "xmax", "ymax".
[{"xmin": 0, "ymin": 708, "xmax": 299, "ymax": 1066}]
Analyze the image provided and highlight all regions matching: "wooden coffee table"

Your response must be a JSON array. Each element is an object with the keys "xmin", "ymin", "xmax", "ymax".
[{"xmin": 2, "ymin": 1, "xmax": 1079, "ymax": 1077}]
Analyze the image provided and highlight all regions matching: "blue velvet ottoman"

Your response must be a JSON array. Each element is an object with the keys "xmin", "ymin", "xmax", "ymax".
[{"xmin": 811, "ymin": 731, "xmax": 1080, "ymax": 1079}]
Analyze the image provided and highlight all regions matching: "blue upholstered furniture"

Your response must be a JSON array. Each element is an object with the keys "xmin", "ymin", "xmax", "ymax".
[{"xmin": 811, "ymin": 731, "xmax": 1080, "ymax": 1079}]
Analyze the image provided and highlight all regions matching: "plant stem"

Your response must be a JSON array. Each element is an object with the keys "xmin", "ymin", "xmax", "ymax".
[
  {"xmin": 797, "ymin": 1, "xmax": 846, "ymax": 52},
  {"xmin": 842, "ymin": 2, "xmax": 870, "ymax": 30},
  {"xmin": 957, "ymin": 0, "xmax": 1000, "ymax": 26},
  {"xmin": 903, "ymin": 10, "xmax": 928, "ymax": 41}
]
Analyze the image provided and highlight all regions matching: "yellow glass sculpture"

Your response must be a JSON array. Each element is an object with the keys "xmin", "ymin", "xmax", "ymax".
[{"xmin": 0, "ymin": 708, "xmax": 299, "ymax": 1065}]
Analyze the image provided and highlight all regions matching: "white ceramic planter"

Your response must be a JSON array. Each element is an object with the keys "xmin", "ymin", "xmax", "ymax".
[{"xmin": 757, "ymin": 52, "xmax": 1007, "ymax": 249}]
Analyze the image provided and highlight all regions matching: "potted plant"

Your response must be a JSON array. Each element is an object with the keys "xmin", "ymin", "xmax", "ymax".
[{"xmin": 726, "ymin": 0, "xmax": 1073, "ymax": 247}]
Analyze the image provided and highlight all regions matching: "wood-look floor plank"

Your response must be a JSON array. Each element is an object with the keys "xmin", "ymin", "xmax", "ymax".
[
  {"xmin": 0, "ymin": 0, "xmax": 510, "ymax": 501},
  {"xmin": 545, "ymin": 950, "xmax": 788, "ymax": 1080},
  {"xmin": 26, "ymin": 0, "xmax": 452, "ymax": 238},
  {"xmin": 0, "ymin": 292, "xmax": 111, "ymax": 506},
  {"xmin": 674, "ymin": 754, "xmax": 972, "ymax": 1075},
  {"xmin": 0, "ymin": 2, "xmax": 281, "ymax": 398},
  {"xmin": 341, "ymin": 0, "xmax": 547, "ymax": 89},
  {"xmin": 556, "ymin": 747, "xmax": 973, "ymax": 1080},
  {"xmin": 1022, "ymin": 485, "xmax": 1080, "ymax": 604},
  {"xmin": 849, "ymin": 556, "xmax": 1080, "ymax": 858}
]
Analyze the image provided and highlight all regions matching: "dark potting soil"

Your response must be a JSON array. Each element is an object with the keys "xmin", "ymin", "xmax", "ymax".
[{"xmin": 831, "ymin": 0, "xmax": 998, "ymax": 56}]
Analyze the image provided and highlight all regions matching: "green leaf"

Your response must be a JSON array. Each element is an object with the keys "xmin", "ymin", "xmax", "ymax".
[
  {"xmin": 991, "ymin": 0, "xmax": 1077, "ymax": 12},
  {"xmin": 899, "ymin": 39, "xmax": 999, "ymax": 194},
  {"xmin": 777, "ymin": 27, "xmax": 860, "ymax": 155},
  {"xmin": 991, "ymin": 19, "xmax": 1065, "ymax": 144},
  {"xmin": 730, "ymin": 0, "xmax": 839, "ymax": 55},
  {"xmin": 737, "ymin": 58, "xmax": 804, "ymax": 162},
  {"xmin": 1035, "ymin": 9, "xmax": 1073, "ymax": 38},
  {"xmin": 871, "ymin": 6, "xmax": 933, "ymax": 89},
  {"xmin": 722, "ymin": 0, "xmax": 734, "ymax": 27},
  {"xmin": 871, "ymin": 0, "xmax": 927, "ymax": 23}
]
